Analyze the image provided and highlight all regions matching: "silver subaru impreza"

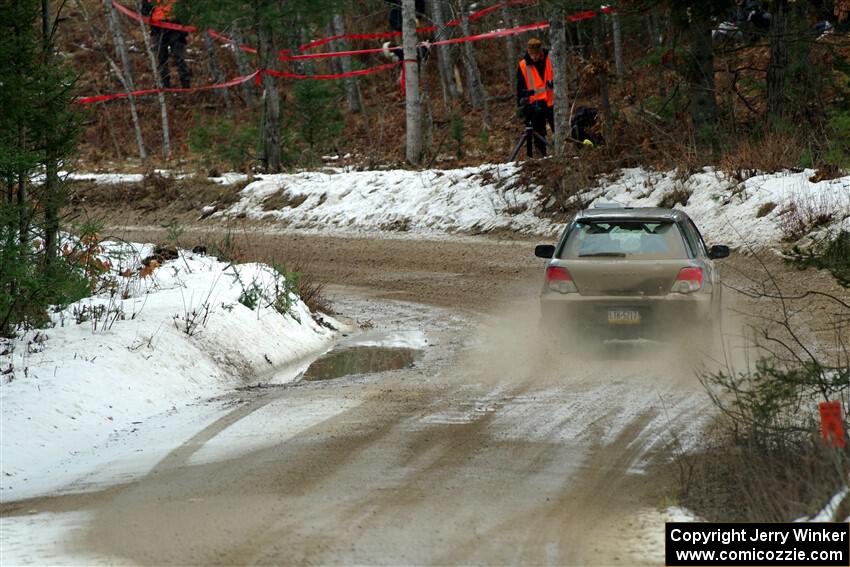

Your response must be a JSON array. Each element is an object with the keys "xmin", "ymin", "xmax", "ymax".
[{"xmin": 535, "ymin": 205, "xmax": 729, "ymax": 343}]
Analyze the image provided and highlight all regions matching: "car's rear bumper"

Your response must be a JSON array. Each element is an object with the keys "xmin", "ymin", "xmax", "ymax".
[{"xmin": 540, "ymin": 292, "xmax": 713, "ymax": 341}]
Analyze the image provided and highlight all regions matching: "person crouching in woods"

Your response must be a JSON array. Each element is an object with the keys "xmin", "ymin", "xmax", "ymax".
[
  {"xmin": 141, "ymin": 0, "xmax": 191, "ymax": 89},
  {"xmin": 516, "ymin": 38, "xmax": 554, "ymax": 156}
]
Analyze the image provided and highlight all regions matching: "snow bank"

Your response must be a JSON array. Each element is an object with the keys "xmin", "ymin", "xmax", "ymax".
[
  {"xmin": 0, "ymin": 242, "xmax": 337, "ymax": 499},
  {"xmin": 219, "ymin": 165, "xmax": 850, "ymax": 247},
  {"xmin": 589, "ymin": 168, "xmax": 850, "ymax": 248},
  {"xmin": 218, "ymin": 164, "xmax": 551, "ymax": 234}
]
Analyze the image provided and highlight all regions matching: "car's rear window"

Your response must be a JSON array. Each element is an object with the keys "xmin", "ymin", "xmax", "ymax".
[{"xmin": 560, "ymin": 220, "xmax": 688, "ymax": 259}]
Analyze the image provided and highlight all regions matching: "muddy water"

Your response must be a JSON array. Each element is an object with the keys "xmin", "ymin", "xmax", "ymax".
[{"xmin": 302, "ymin": 346, "xmax": 421, "ymax": 381}]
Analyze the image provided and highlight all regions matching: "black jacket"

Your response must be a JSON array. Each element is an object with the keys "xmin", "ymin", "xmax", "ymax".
[{"xmin": 516, "ymin": 49, "xmax": 550, "ymax": 105}]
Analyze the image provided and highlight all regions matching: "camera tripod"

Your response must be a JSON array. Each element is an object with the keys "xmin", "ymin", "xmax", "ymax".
[{"xmin": 509, "ymin": 123, "xmax": 548, "ymax": 161}]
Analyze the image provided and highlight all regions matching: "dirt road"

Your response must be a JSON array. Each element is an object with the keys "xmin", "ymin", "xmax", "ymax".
[{"xmin": 4, "ymin": 228, "xmax": 845, "ymax": 565}]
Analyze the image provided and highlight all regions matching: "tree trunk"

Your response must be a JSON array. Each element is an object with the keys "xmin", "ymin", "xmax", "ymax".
[
  {"xmin": 502, "ymin": 4, "xmax": 517, "ymax": 93},
  {"xmin": 231, "ymin": 27, "xmax": 256, "ymax": 108},
  {"xmin": 684, "ymin": 8, "xmax": 718, "ymax": 147},
  {"xmin": 204, "ymin": 33, "xmax": 233, "ymax": 117},
  {"xmin": 136, "ymin": 10, "xmax": 171, "ymax": 158},
  {"xmin": 594, "ymin": 13, "xmax": 612, "ymax": 141},
  {"xmin": 611, "ymin": 11, "xmax": 624, "ymax": 80},
  {"xmin": 403, "ymin": 0, "xmax": 422, "ymax": 164},
  {"xmin": 333, "ymin": 14, "xmax": 363, "ymax": 114},
  {"xmin": 100, "ymin": 0, "xmax": 146, "ymax": 160},
  {"xmin": 430, "ymin": 0, "xmax": 460, "ymax": 103},
  {"xmin": 548, "ymin": 5, "xmax": 569, "ymax": 155},
  {"xmin": 767, "ymin": 0, "xmax": 788, "ymax": 121},
  {"xmin": 458, "ymin": 0, "xmax": 488, "ymax": 119},
  {"xmin": 647, "ymin": 13, "xmax": 666, "ymax": 98},
  {"xmin": 258, "ymin": 23, "xmax": 281, "ymax": 171}
]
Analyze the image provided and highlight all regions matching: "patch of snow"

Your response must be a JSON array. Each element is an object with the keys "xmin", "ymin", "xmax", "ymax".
[
  {"xmin": 209, "ymin": 172, "xmax": 250, "ymax": 186},
  {"xmin": 627, "ymin": 506, "xmax": 702, "ymax": 565},
  {"xmin": 796, "ymin": 485, "xmax": 849, "ymax": 522},
  {"xmin": 0, "ymin": 511, "xmax": 119, "ymax": 566},
  {"xmin": 1, "ymin": 242, "xmax": 338, "ymax": 500}
]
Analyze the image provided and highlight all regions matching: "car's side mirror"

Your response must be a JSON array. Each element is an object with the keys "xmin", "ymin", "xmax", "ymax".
[
  {"xmin": 535, "ymin": 244, "xmax": 555, "ymax": 258},
  {"xmin": 708, "ymin": 245, "xmax": 730, "ymax": 259}
]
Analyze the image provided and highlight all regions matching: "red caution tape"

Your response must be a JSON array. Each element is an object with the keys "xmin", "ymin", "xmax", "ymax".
[
  {"xmin": 279, "ymin": 6, "xmax": 614, "ymax": 62},
  {"xmin": 280, "ymin": 19, "xmax": 552, "ymax": 61},
  {"xmin": 77, "ymin": 61, "xmax": 403, "ymax": 105},
  {"xmin": 297, "ymin": 0, "xmax": 539, "ymax": 52},
  {"xmin": 261, "ymin": 61, "xmax": 402, "ymax": 82},
  {"xmin": 76, "ymin": 72, "xmax": 258, "ymax": 104}
]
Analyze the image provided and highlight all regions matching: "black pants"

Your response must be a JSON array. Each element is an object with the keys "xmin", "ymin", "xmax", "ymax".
[
  {"xmin": 523, "ymin": 103, "xmax": 554, "ymax": 156},
  {"xmin": 153, "ymin": 28, "xmax": 190, "ymax": 89}
]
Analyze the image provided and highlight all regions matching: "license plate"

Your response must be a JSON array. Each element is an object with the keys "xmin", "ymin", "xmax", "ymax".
[{"xmin": 608, "ymin": 309, "xmax": 641, "ymax": 325}]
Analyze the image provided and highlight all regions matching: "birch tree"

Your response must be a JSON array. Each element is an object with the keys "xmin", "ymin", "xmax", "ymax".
[
  {"xmin": 457, "ymin": 0, "xmax": 488, "ymax": 120},
  {"xmin": 136, "ymin": 10, "xmax": 172, "ymax": 157},
  {"xmin": 204, "ymin": 33, "xmax": 233, "ymax": 116},
  {"xmin": 548, "ymin": 4, "xmax": 569, "ymax": 154},
  {"xmin": 430, "ymin": 0, "xmax": 460, "ymax": 104},
  {"xmin": 610, "ymin": 10, "xmax": 624, "ymax": 80},
  {"xmin": 332, "ymin": 13, "xmax": 363, "ymax": 114},
  {"xmin": 230, "ymin": 27, "xmax": 256, "ymax": 108},
  {"xmin": 402, "ymin": 0, "xmax": 422, "ymax": 164},
  {"xmin": 100, "ymin": 0, "xmax": 146, "ymax": 160}
]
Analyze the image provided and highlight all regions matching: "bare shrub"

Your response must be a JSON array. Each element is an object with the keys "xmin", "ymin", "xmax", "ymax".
[
  {"xmin": 719, "ymin": 133, "xmax": 804, "ymax": 181},
  {"xmin": 689, "ymin": 253, "xmax": 850, "ymax": 521},
  {"xmin": 778, "ymin": 191, "xmax": 836, "ymax": 242}
]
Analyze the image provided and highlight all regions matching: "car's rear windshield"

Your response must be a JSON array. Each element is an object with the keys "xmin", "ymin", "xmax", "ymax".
[{"xmin": 560, "ymin": 220, "xmax": 688, "ymax": 260}]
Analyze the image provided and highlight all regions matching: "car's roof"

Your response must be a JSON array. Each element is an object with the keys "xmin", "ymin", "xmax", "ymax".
[{"xmin": 576, "ymin": 206, "xmax": 688, "ymax": 222}]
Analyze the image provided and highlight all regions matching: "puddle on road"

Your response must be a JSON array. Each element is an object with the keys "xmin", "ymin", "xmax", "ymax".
[{"xmin": 301, "ymin": 346, "xmax": 421, "ymax": 381}]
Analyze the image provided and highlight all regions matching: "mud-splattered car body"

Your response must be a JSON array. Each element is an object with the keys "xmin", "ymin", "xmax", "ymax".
[{"xmin": 535, "ymin": 206, "xmax": 729, "ymax": 342}]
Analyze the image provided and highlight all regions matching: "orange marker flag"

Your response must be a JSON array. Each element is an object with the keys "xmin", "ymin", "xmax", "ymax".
[{"xmin": 819, "ymin": 401, "xmax": 846, "ymax": 448}]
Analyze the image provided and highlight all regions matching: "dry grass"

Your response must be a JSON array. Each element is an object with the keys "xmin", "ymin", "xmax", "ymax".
[
  {"xmin": 719, "ymin": 133, "xmax": 805, "ymax": 182},
  {"xmin": 683, "ymin": 425, "xmax": 849, "ymax": 522},
  {"xmin": 778, "ymin": 191, "xmax": 837, "ymax": 242}
]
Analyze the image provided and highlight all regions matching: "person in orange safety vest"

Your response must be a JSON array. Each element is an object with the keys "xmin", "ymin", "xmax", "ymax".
[
  {"xmin": 516, "ymin": 37, "xmax": 554, "ymax": 156},
  {"xmin": 141, "ymin": 0, "xmax": 191, "ymax": 89}
]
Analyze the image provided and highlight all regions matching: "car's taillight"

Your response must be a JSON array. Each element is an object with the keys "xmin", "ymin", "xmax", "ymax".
[
  {"xmin": 672, "ymin": 267, "xmax": 704, "ymax": 293},
  {"xmin": 546, "ymin": 266, "xmax": 577, "ymax": 294}
]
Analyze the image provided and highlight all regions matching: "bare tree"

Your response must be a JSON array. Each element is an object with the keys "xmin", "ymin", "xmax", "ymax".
[
  {"xmin": 136, "ymin": 9, "xmax": 171, "ymax": 158},
  {"xmin": 99, "ymin": 0, "xmax": 147, "ymax": 160},
  {"xmin": 767, "ymin": 0, "xmax": 788, "ymax": 120},
  {"xmin": 430, "ymin": 0, "xmax": 460, "ymax": 104},
  {"xmin": 548, "ymin": 4, "xmax": 569, "ymax": 155},
  {"xmin": 457, "ymin": 0, "xmax": 489, "ymax": 120},
  {"xmin": 203, "ymin": 33, "xmax": 233, "ymax": 117},
  {"xmin": 403, "ymin": 0, "xmax": 422, "ymax": 164},
  {"xmin": 332, "ymin": 13, "xmax": 363, "ymax": 114},
  {"xmin": 502, "ymin": 3, "xmax": 518, "ymax": 93},
  {"xmin": 610, "ymin": 10, "xmax": 624, "ymax": 80},
  {"xmin": 257, "ymin": 23, "xmax": 281, "ymax": 171},
  {"xmin": 230, "ymin": 27, "xmax": 256, "ymax": 108}
]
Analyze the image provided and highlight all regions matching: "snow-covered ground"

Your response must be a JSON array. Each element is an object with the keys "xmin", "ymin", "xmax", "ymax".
[
  {"xmin": 216, "ymin": 165, "xmax": 849, "ymax": 247},
  {"xmin": 0, "ymin": 242, "xmax": 340, "ymax": 500}
]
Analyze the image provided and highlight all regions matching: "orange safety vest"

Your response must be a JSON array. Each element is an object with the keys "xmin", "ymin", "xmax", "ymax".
[
  {"xmin": 151, "ymin": 0, "xmax": 175, "ymax": 23},
  {"xmin": 518, "ymin": 55, "xmax": 554, "ymax": 107}
]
